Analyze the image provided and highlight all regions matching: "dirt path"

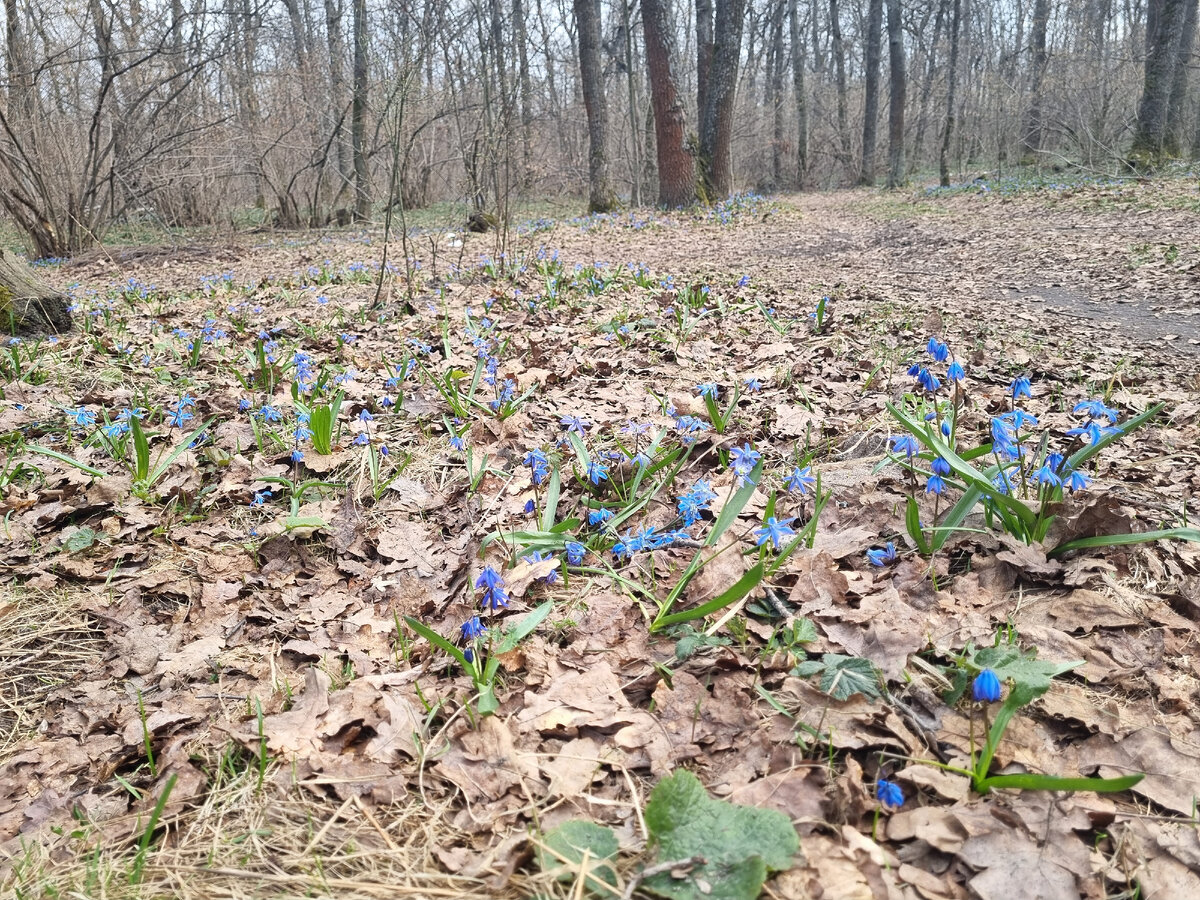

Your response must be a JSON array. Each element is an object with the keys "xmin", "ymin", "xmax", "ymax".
[{"xmin": 551, "ymin": 184, "xmax": 1200, "ymax": 362}]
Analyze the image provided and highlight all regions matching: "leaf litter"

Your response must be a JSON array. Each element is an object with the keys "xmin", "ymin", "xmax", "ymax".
[{"xmin": 1, "ymin": 180, "xmax": 1199, "ymax": 898}]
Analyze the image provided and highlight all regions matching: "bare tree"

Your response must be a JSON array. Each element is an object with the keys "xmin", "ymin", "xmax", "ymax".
[
  {"xmin": 1019, "ymin": 0, "xmax": 1051, "ymax": 164},
  {"xmin": 939, "ymin": 0, "xmax": 961, "ymax": 186},
  {"xmin": 352, "ymin": 0, "xmax": 370, "ymax": 220},
  {"xmin": 573, "ymin": 0, "xmax": 615, "ymax": 211},
  {"xmin": 860, "ymin": 0, "xmax": 884, "ymax": 185},
  {"xmin": 788, "ymin": 0, "xmax": 809, "ymax": 182},
  {"xmin": 698, "ymin": 0, "xmax": 746, "ymax": 198},
  {"xmin": 886, "ymin": 0, "xmax": 906, "ymax": 188},
  {"xmin": 642, "ymin": 0, "xmax": 694, "ymax": 207}
]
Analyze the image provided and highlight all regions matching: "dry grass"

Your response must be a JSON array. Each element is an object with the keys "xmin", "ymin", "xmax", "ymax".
[
  {"xmin": 0, "ymin": 586, "xmax": 104, "ymax": 754},
  {"xmin": 2, "ymin": 750, "xmax": 553, "ymax": 899}
]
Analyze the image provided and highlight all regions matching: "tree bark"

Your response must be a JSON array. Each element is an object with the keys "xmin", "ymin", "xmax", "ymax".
[
  {"xmin": 326, "ymin": 0, "xmax": 352, "ymax": 187},
  {"xmin": 574, "ymin": 0, "xmax": 615, "ymax": 212},
  {"xmin": 697, "ymin": 0, "xmax": 714, "ymax": 131},
  {"xmin": 788, "ymin": 0, "xmax": 808, "ymax": 184},
  {"xmin": 1130, "ymin": 0, "xmax": 1189, "ymax": 164},
  {"xmin": 1019, "ymin": 0, "xmax": 1051, "ymax": 164},
  {"xmin": 939, "ymin": 0, "xmax": 961, "ymax": 187},
  {"xmin": 830, "ymin": 0, "xmax": 851, "ymax": 177},
  {"xmin": 642, "ymin": 0, "xmax": 695, "ymax": 207},
  {"xmin": 768, "ymin": 0, "xmax": 785, "ymax": 188},
  {"xmin": 351, "ymin": 0, "xmax": 370, "ymax": 220},
  {"xmin": 1166, "ymin": 0, "xmax": 1197, "ymax": 153},
  {"xmin": 699, "ymin": 0, "xmax": 746, "ymax": 199},
  {"xmin": 886, "ymin": 0, "xmax": 906, "ymax": 188},
  {"xmin": 860, "ymin": 0, "xmax": 884, "ymax": 185},
  {"xmin": 0, "ymin": 248, "xmax": 71, "ymax": 333}
]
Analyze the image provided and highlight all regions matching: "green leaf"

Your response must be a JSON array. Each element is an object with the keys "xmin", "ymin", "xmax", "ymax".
[
  {"xmin": 26, "ymin": 445, "xmax": 107, "ymax": 479},
  {"xmin": 643, "ymin": 770, "xmax": 799, "ymax": 900},
  {"xmin": 792, "ymin": 653, "xmax": 882, "ymax": 701},
  {"xmin": 1048, "ymin": 527, "xmax": 1200, "ymax": 558},
  {"xmin": 404, "ymin": 616, "xmax": 472, "ymax": 673},
  {"xmin": 538, "ymin": 820, "xmax": 620, "ymax": 894},
  {"xmin": 977, "ymin": 772, "xmax": 1144, "ymax": 794},
  {"xmin": 820, "ymin": 655, "xmax": 882, "ymax": 701},
  {"xmin": 64, "ymin": 527, "xmax": 97, "ymax": 553},
  {"xmin": 651, "ymin": 562, "xmax": 765, "ymax": 632},
  {"xmin": 905, "ymin": 496, "xmax": 930, "ymax": 555},
  {"xmin": 706, "ymin": 459, "xmax": 764, "ymax": 547}
]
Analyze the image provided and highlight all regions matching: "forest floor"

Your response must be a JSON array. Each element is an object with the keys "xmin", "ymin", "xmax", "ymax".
[{"xmin": 2, "ymin": 175, "xmax": 1200, "ymax": 900}]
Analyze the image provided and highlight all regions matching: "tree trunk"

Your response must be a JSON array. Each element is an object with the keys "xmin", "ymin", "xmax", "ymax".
[
  {"xmin": 886, "ymin": 0, "xmax": 906, "ymax": 188},
  {"xmin": 351, "ymin": 0, "xmax": 370, "ymax": 220},
  {"xmin": 830, "ymin": 0, "xmax": 851, "ymax": 177},
  {"xmin": 326, "ymin": 0, "xmax": 352, "ymax": 187},
  {"xmin": 1130, "ymin": 0, "xmax": 1189, "ymax": 164},
  {"xmin": 574, "ymin": 0, "xmax": 615, "ymax": 212},
  {"xmin": 860, "ymin": 0, "xmax": 884, "ymax": 185},
  {"xmin": 621, "ymin": 0, "xmax": 642, "ymax": 205},
  {"xmin": 697, "ymin": 0, "xmax": 714, "ymax": 130},
  {"xmin": 939, "ymin": 0, "xmax": 961, "ymax": 187},
  {"xmin": 642, "ymin": 0, "xmax": 695, "ymax": 207},
  {"xmin": 1166, "ymin": 0, "xmax": 1197, "ymax": 152},
  {"xmin": 699, "ymin": 0, "xmax": 746, "ymax": 199},
  {"xmin": 1019, "ymin": 0, "xmax": 1051, "ymax": 164},
  {"xmin": 788, "ymin": 0, "xmax": 809, "ymax": 184},
  {"xmin": 768, "ymin": 0, "xmax": 786, "ymax": 188},
  {"xmin": 0, "ymin": 248, "xmax": 71, "ymax": 333},
  {"xmin": 513, "ymin": 0, "xmax": 534, "ymax": 180}
]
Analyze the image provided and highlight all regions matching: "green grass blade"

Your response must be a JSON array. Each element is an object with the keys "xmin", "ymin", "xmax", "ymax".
[
  {"xmin": 978, "ymin": 772, "xmax": 1143, "ymax": 794},
  {"xmin": 1048, "ymin": 527, "xmax": 1200, "ymax": 558},
  {"xmin": 26, "ymin": 446, "xmax": 107, "ymax": 478},
  {"xmin": 651, "ymin": 562, "xmax": 765, "ymax": 631}
]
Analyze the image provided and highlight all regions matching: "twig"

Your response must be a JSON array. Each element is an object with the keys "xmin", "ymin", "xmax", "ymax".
[{"xmin": 621, "ymin": 856, "xmax": 706, "ymax": 900}]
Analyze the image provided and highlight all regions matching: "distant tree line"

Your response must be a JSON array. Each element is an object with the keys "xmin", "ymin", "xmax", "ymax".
[{"xmin": 0, "ymin": 0, "xmax": 1196, "ymax": 255}]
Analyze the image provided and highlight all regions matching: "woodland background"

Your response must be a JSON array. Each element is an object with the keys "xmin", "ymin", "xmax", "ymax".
[{"xmin": 1, "ymin": 0, "xmax": 1198, "ymax": 258}]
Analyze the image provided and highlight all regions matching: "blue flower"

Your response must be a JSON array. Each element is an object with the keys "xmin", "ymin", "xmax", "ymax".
[
  {"xmin": 1064, "ymin": 469, "xmax": 1089, "ymax": 492},
  {"xmin": 1073, "ymin": 399, "xmax": 1120, "ymax": 422},
  {"xmin": 358, "ymin": 409, "xmax": 373, "ymax": 422},
  {"xmin": 353, "ymin": 433, "xmax": 369, "ymax": 446},
  {"xmin": 925, "ymin": 474, "xmax": 946, "ymax": 494},
  {"xmin": 947, "ymin": 361, "xmax": 966, "ymax": 382},
  {"xmin": 523, "ymin": 499, "xmax": 535, "ymax": 514},
  {"xmin": 931, "ymin": 457, "xmax": 951, "ymax": 476},
  {"xmin": 475, "ymin": 565, "xmax": 510, "ymax": 610},
  {"xmin": 729, "ymin": 443, "xmax": 760, "ymax": 483},
  {"xmin": 259, "ymin": 404, "xmax": 282, "ymax": 422},
  {"xmin": 867, "ymin": 542, "xmax": 897, "ymax": 566},
  {"xmin": 461, "ymin": 616, "xmax": 487, "ymax": 641},
  {"xmin": 1033, "ymin": 464, "xmax": 1061, "ymax": 487},
  {"xmin": 566, "ymin": 541, "xmax": 586, "ymax": 566},
  {"xmin": 448, "ymin": 434, "xmax": 466, "ymax": 452},
  {"xmin": 876, "ymin": 779, "xmax": 904, "ymax": 809},
  {"xmin": 291, "ymin": 449, "xmax": 304, "ymax": 463},
  {"xmin": 926, "ymin": 337, "xmax": 949, "ymax": 362},
  {"xmin": 294, "ymin": 424, "xmax": 314, "ymax": 442},
  {"xmin": 64, "ymin": 406, "xmax": 96, "ymax": 427},
  {"xmin": 990, "ymin": 418, "xmax": 1018, "ymax": 460},
  {"xmin": 743, "ymin": 377, "xmax": 763, "ymax": 391},
  {"xmin": 917, "ymin": 367, "xmax": 941, "ymax": 392},
  {"xmin": 523, "ymin": 448, "xmax": 550, "ymax": 484},
  {"xmin": 588, "ymin": 508, "xmax": 613, "ymax": 526},
  {"xmin": 166, "ymin": 406, "xmax": 194, "ymax": 428},
  {"xmin": 1010, "ymin": 376, "xmax": 1033, "ymax": 400},
  {"xmin": 754, "ymin": 516, "xmax": 796, "ymax": 549},
  {"xmin": 587, "ymin": 461, "xmax": 609, "ymax": 485},
  {"xmin": 972, "ymin": 669, "xmax": 1002, "ymax": 703},
  {"xmin": 696, "ymin": 382, "xmax": 720, "ymax": 399},
  {"xmin": 250, "ymin": 488, "xmax": 272, "ymax": 507},
  {"xmin": 522, "ymin": 550, "xmax": 559, "ymax": 584},
  {"xmin": 891, "ymin": 435, "xmax": 920, "ymax": 458},
  {"xmin": 784, "ymin": 466, "xmax": 816, "ymax": 495},
  {"xmin": 560, "ymin": 414, "xmax": 590, "ymax": 434}
]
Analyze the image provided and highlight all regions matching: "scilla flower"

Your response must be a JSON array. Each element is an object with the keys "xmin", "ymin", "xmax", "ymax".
[{"xmin": 972, "ymin": 669, "xmax": 1002, "ymax": 703}]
